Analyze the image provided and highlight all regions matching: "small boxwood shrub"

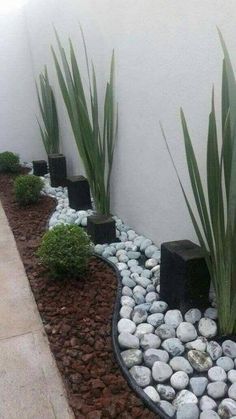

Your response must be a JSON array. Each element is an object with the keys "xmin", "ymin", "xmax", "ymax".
[
  {"xmin": 37, "ymin": 224, "xmax": 92, "ymax": 278},
  {"xmin": 0, "ymin": 151, "xmax": 20, "ymax": 173},
  {"xmin": 14, "ymin": 175, "xmax": 44, "ymax": 206}
]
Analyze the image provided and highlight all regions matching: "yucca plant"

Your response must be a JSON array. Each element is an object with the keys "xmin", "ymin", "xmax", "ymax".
[
  {"xmin": 36, "ymin": 66, "xmax": 60, "ymax": 155},
  {"xmin": 161, "ymin": 31, "xmax": 236, "ymax": 335},
  {"xmin": 51, "ymin": 28, "xmax": 118, "ymax": 215}
]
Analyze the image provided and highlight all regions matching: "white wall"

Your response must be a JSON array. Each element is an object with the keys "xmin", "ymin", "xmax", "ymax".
[
  {"xmin": 0, "ymin": 6, "xmax": 46, "ymax": 162},
  {"xmin": 3, "ymin": 0, "xmax": 236, "ymax": 245}
]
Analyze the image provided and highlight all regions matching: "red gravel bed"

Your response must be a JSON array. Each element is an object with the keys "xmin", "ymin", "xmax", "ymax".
[{"xmin": 0, "ymin": 172, "xmax": 157, "ymax": 419}]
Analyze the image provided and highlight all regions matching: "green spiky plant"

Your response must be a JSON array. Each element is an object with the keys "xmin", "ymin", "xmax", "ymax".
[
  {"xmin": 161, "ymin": 30, "xmax": 236, "ymax": 335},
  {"xmin": 51, "ymin": 28, "xmax": 118, "ymax": 215},
  {"xmin": 36, "ymin": 66, "xmax": 60, "ymax": 155}
]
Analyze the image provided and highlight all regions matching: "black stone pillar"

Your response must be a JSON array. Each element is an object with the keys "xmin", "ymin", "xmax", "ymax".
[
  {"xmin": 48, "ymin": 154, "xmax": 67, "ymax": 187},
  {"xmin": 87, "ymin": 215, "xmax": 116, "ymax": 244},
  {"xmin": 67, "ymin": 176, "xmax": 92, "ymax": 210},
  {"xmin": 160, "ymin": 240, "xmax": 211, "ymax": 312},
  {"xmin": 32, "ymin": 160, "xmax": 48, "ymax": 176}
]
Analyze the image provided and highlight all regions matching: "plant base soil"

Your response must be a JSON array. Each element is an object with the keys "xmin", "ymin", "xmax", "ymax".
[{"xmin": 0, "ymin": 172, "xmax": 156, "ymax": 419}]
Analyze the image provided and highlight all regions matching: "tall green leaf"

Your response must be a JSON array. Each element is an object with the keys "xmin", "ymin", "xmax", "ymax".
[
  {"xmin": 52, "ymin": 29, "xmax": 117, "ymax": 215},
  {"xmin": 161, "ymin": 31, "xmax": 236, "ymax": 334},
  {"xmin": 36, "ymin": 66, "xmax": 59, "ymax": 155}
]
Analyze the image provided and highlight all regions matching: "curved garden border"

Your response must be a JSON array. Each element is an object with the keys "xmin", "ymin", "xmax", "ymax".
[
  {"xmin": 27, "ymin": 168, "xmax": 166, "ymax": 417},
  {"xmin": 0, "ymin": 171, "xmax": 158, "ymax": 417},
  {"xmin": 98, "ymin": 254, "xmax": 169, "ymax": 419}
]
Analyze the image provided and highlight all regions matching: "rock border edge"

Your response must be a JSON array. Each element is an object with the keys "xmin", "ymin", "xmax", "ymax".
[{"xmin": 97, "ymin": 254, "xmax": 170, "ymax": 419}]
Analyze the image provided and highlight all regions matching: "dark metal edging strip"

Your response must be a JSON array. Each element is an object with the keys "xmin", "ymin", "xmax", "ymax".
[
  {"xmin": 96, "ymin": 254, "xmax": 170, "ymax": 419},
  {"xmin": 44, "ymin": 197, "xmax": 170, "ymax": 418}
]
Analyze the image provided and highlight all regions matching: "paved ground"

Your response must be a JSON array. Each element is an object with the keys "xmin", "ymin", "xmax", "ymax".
[{"xmin": 0, "ymin": 201, "xmax": 74, "ymax": 419}]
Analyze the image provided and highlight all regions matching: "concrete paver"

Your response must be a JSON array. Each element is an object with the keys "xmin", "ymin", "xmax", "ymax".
[{"xmin": 0, "ymin": 200, "xmax": 74, "ymax": 419}]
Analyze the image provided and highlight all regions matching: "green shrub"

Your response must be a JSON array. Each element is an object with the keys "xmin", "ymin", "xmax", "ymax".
[
  {"xmin": 14, "ymin": 175, "xmax": 44, "ymax": 206},
  {"xmin": 37, "ymin": 224, "xmax": 92, "ymax": 278},
  {"xmin": 0, "ymin": 151, "xmax": 20, "ymax": 173}
]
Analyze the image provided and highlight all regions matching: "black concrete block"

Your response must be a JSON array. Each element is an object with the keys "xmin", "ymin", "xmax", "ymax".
[
  {"xmin": 67, "ymin": 175, "xmax": 92, "ymax": 210},
  {"xmin": 87, "ymin": 215, "xmax": 116, "ymax": 244},
  {"xmin": 48, "ymin": 154, "xmax": 67, "ymax": 187},
  {"xmin": 160, "ymin": 240, "xmax": 211, "ymax": 312},
  {"xmin": 32, "ymin": 160, "xmax": 48, "ymax": 176}
]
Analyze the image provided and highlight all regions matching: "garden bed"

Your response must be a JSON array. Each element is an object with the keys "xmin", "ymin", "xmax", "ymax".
[
  {"xmin": 0, "ymin": 171, "xmax": 156, "ymax": 419},
  {"xmin": 41, "ymin": 172, "xmax": 236, "ymax": 419}
]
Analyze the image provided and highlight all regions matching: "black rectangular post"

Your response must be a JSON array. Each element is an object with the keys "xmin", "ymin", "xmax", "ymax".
[
  {"xmin": 87, "ymin": 215, "xmax": 116, "ymax": 244},
  {"xmin": 67, "ymin": 176, "xmax": 92, "ymax": 210},
  {"xmin": 160, "ymin": 240, "xmax": 210, "ymax": 312},
  {"xmin": 32, "ymin": 160, "xmax": 48, "ymax": 176},
  {"xmin": 48, "ymin": 154, "xmax": 67, "ymax": 187}
]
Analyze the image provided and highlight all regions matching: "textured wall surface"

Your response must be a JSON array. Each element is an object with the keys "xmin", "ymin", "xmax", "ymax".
[
  {"xmin": 2, "ymin": 0, "xmax": 236, "ymax": 244},
  {"xmin": 0, "ymin": 7, "xmax": 46, "ymax": 161}
]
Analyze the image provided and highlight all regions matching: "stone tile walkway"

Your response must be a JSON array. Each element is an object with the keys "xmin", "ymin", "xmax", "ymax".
[{"xmin": 0, "ymin": 201, "xmax": 74, "ymax": 419}]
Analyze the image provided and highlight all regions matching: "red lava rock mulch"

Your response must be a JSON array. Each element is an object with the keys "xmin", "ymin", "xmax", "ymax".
[{"xmin": 0, "ymin": 172, "xmax": 157, "ymax": 419}]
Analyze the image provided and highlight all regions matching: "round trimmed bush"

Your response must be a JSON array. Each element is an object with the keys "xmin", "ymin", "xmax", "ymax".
[
  {"xmin": 14, "ymin": 175, "xmax": 44, "ymax": 206},
  {"xmin": 37, "ymin": 224, "xmax": 92, "ymax": 278},
  {"xmin": 0, "ymin": 151, "xmax": 19, "ymax": 173}
]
